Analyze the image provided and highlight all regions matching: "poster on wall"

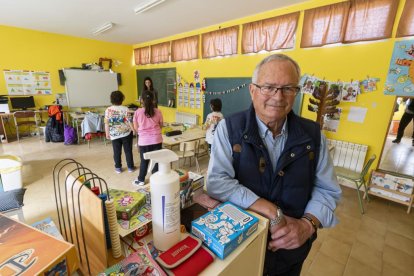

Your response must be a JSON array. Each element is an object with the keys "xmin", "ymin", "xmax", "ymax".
[
  {"xmin": 384, "ymin": 40, "xmax": 414, "ymax": 96},
  {"xmin": 3, "ymin": 70, "xmax": 52, "ymax": 95},
  {"xmin": 322, "ymin": 108, "xmax": 342, "ymax": 133}
]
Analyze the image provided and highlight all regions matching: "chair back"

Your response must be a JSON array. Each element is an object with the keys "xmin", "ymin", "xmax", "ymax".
[
  {"xmin": 359, "ymin": 154, "xmax": 376, "ymax": 180},
  {"xmin": 196, "ymin": 138, "xmax": 209, "ymax": 156},
  {"xmin": 13, "ymin": 111, "xmax": 38, "ymax": 126},
  {"xmin": 179, "ymin": 140, "xmax": 198, "ymax": 153}
]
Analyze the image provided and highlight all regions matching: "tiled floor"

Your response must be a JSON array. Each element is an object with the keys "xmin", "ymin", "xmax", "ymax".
[
  {"xmin": 1, "ymin": 137, "xmax": 413, "ymax": 275},
  {"xmin": 379, "ymin": 135, "xmax": 414, "ymax": 176}
]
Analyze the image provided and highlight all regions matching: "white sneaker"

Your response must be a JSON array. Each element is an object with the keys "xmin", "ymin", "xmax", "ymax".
[{"xmin": 132, "ymin": 180, "xmax": 145, "ymax": 186}]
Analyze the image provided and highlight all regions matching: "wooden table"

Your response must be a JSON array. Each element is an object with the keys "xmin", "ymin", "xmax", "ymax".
[
  {"xmin": 69, "ymin": 110, "xmax": 135, "ymax": 144},
  {"xmin": 0, "ymin": 110, "xmax": 48, "ymax": 143},
  {"xmin": 162, "ymin": 127, "xmax": 206, "ymax": 148}
]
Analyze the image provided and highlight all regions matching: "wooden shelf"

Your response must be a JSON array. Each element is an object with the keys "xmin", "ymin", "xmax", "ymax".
[{"xmin": 368, "ymin": 171, "xmax": 414, "ymax": 214}]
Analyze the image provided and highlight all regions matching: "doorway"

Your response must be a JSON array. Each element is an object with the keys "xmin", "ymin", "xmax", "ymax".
[{"xmin": 378, "ymin": 97, "xmax": 414, "ymax": 176}]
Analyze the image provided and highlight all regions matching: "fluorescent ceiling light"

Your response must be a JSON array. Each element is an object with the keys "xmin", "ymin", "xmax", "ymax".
[
  {"xmin": 92, "ymin": 22, "xmax": 114, "ymax": 36},
  {"xmin": 134, "ymin": 0, "xmax": 165, "ymax": 14}
]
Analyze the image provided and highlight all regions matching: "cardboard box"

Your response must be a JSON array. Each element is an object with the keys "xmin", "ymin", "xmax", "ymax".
[
  {"xmin": 0, "ymin": 214, "xmax": 78, "ymax": 275},
  {"xmin": 189, "ymin": 171, "xmax": 204, "ymax": 196},
  {"xmin": 180, "ymin": 172, "xmax": 205, "ymax": 209},
  {"xmin": 111, "ymin": 189, "xmax": 146, "ymax": 220},
  {"xmin": 191, "ymin": 202, "xmax": 258, "ymax": 259}
]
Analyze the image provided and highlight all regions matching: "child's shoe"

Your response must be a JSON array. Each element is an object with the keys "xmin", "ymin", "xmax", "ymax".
[{"xmin": 115, "ymin": 168, "xmax": 122, "ymax": 174}]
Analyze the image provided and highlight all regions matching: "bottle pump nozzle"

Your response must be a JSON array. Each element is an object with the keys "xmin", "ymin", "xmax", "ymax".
[{"xmin": 144, "ymin": 149, "xmax": 178, "ymax": 174}]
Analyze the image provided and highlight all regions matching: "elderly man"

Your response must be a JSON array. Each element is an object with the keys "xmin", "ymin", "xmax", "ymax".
[{"xmin": 207, "ymin": 54, "xmax": 342, "ymax": 276}]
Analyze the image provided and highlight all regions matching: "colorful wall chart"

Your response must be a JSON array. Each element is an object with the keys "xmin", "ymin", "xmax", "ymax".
[
  {"xmin": 384, "ymin": 40, "xmax": 414, "ymax": 96},
  {"xmin": 3, "ymin": 70, "xmax": 52, "ymax": 95}
]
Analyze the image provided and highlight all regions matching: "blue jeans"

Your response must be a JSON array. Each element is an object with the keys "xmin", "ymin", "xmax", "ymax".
[{"xmin": 137, "ymin": 143, "xmax": 162, "ymax": 182}]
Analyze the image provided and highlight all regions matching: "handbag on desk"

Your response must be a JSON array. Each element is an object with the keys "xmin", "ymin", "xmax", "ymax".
[{"xmin": 165, "ymin": 130, "xmax": 182, "ymax": 137}]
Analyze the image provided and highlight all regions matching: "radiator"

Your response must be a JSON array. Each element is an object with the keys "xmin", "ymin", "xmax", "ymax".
[
  {"xmin": 176, "ymin": 111, "xmax": 198, "ymax": 125},
  {"xmin": 327, "ymin": 139, "xmax": 368, "ymax": 173}
]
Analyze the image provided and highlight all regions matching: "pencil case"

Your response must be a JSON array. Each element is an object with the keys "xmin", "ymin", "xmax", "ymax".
[
  {"xmin": 156, "ymin": 234, "xmax": 215, "ymax": 275},
  {"xmin": 165, "ymin": 130, "xmax": 182, "ymax": 136}
]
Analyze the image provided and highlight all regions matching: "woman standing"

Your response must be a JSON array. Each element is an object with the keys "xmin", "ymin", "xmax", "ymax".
[
  {"xmin": 143, "ymin": 76, "xmax": 158, "ymax": 107},
  {"xmin": 133, "ymin": 90, "xmax": 163, "ymax": 185},
  {"xmin": 104, "ymin": 91, "xmax": 135, "ymax": 173}
]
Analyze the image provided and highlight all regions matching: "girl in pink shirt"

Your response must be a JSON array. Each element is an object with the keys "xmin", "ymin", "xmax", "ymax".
[{"xmin": 132, "ymin": 90, "xmax": 163, "ymax": 185}]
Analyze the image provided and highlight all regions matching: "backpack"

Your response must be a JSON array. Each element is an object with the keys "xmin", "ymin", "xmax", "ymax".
[{"xmin": 64, "ymin": 124, "xmax": 77, "ymax": 145}]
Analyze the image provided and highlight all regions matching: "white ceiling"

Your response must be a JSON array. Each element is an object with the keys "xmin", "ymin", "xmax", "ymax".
[{"xmin": 0, "ymin": 0, "xmax": 307, "ymax": 45}]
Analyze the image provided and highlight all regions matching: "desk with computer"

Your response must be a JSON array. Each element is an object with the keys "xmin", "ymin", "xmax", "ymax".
[{"xmin": 0, "ymin": 96, "xmax": 47, "ymax": 143}]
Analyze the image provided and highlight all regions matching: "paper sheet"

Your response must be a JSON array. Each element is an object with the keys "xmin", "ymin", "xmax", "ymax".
[{"xmin": 347, "ymin": 107, "xmax": 367, "ymax": 123}]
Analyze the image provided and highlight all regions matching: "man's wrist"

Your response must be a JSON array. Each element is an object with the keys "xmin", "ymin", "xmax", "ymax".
[
  {"xmin": 301, "ymin": 214, "xmax": 318, "ymax": 233},
  {"xmin": 269, "ymin": 206, "xmax": 284, "ymax": 227}
]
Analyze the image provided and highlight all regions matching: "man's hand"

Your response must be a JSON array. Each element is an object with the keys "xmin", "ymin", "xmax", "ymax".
[{"xmin": 267, "ymin": 215, "xmax": 314, "ymax": 252}]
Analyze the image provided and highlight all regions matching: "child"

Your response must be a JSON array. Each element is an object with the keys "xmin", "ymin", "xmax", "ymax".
[
  {"xmin": 133, "ymin": 90, "xmax": 163, "ymax": 185},
  {"xmin": 204, "ymin": 98, "xmax": 223, "ymax": 153},
  {"xmin": 104, "ymin": 91, "xmax": 135, "ymax": 174}
]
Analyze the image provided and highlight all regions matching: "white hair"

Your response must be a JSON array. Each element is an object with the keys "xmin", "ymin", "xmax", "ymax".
[{"xmin": 252, "ymin": 54, "xmax": 301, "ymax": 83}]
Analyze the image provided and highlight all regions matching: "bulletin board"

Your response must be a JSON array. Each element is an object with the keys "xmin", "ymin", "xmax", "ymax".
[
  {"xmin": 202, "ymin": 77, "xmax": 303, "ymax": 122},
  {"xmin": 136, "ymin": 68, "xmax": 176, "ymax": 107}
]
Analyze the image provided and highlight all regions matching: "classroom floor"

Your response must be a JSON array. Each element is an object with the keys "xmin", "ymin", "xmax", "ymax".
[
  {"xmin": 1, "ymin": 136, "xmax": 413, "ymax": 276},
  {"xmin": 379, "ymin": 135, "xmax": 414, "ymax": 176}
]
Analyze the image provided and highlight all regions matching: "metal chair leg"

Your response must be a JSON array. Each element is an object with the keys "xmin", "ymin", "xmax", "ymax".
[
  {"xmin": 362, "ymin": 180, "xmax": 370, "ymax": 202},
  {"xmin": 356, "ymin": 181, "xmax": 365, "ymax": 214}
]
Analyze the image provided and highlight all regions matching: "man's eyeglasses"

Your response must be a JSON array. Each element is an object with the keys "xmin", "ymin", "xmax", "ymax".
[{"xmin": 253, "ymin": 84, "xmax": 300, "ymax": 96}]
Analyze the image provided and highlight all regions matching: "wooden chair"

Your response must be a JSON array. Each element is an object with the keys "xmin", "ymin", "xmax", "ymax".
[
  {"xmin": 173, "ymin": 140, "xmax": 199, "ymax": 171},
  {"xmin": 13, "ymin": 111, "xmax": 39, "ymax": 142},
  {"xmin": 334, "ymin": 154, "xmax": 376, "ymax": 214},
  {"xmin": 196, "ymin": 138, "xmax": 209, "ymax": 160}
]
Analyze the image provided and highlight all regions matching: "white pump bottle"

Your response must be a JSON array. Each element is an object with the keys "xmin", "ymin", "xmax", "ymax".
[{"xmin": 144, "ymin": 149, "xmax": 180, "ymax": 251}]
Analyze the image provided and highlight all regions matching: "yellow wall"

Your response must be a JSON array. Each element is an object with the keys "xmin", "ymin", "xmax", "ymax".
[
  {"xmin": 0, "ymin": 25, "xmax": 135, "ymax": 110},
  {"xmin": 133, "ymin": 0, "xmax": 410, "ymax": 170}
]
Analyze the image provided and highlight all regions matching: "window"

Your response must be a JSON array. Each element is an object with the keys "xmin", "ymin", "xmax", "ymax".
[
  {"xmin": 302, "ymin": 0, "xmax": 398, "ymax": 47},
  {"xmin": 202, "ymin": 26, "xmax": 239, "ymax": 58},
  {"xmin": 171, "ymin": 35, "xmax": 199, "ymax": 62},
  {"xmin": 397, "ymin": 0, "xmax": 414, "ymax": 37},
  {"xmin": 344, "ymin": 0, "xmax": 398, "ymax": 43},
  {"xmin": 301, "ymin": 2, "xmax": 350, "ymax": 48},
  {"xmin": 151, "ymin": 42, "xmax": 170, "ymax": 63},
  {"xmin": 242, "ymin": 12, "xmax": 299, "ymax": 54},
  {"xmin": 134, "ymin": 47, "xmax": 150, "ymax": 65}
]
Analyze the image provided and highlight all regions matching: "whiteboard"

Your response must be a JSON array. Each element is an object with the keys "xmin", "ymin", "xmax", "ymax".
[{"xmin": 63, "ymin": 69, "xmax": 118, "ymax": 108}]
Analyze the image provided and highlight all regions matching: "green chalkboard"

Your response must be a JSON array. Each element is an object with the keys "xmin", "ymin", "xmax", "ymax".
[
  {"xmin": 202, "ymin": 77, "xmax": 303, "ymax": 122},
  {"xmin": 136, "ymin": 68, "xmax": 176, "ymax": 107},
  {"xmin": 202, "ymin": 78, "xmax": 252, "ymax": 122}
]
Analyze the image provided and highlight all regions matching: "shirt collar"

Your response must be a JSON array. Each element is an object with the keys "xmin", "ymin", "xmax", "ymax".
[{"xmin": 255, "ymin": 115, "xmax": 288, "ymax": 139}]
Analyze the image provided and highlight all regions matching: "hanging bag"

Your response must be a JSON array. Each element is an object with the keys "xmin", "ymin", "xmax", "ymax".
[{"xmin": 64, "ymin": 119, "xmax": 77, "ymax": 145}]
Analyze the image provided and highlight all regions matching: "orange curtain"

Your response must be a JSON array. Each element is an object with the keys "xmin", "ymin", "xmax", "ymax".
[
  {"xmin": 171, "ymin": 35, "xmax": 199, "ymax": 62},
  {"xmin": 301, "ymin": 2, "xmax": 350, "ymax": 48},
  {"xmin": 151, "ymin": 42, "xmax": 170, "ymax": 63},
  {"xmin": 344, "ymin": 0, "xmax": 399, "ymax": 43},
  {"xmin": 242, "ymin": 12, "xmax": 299, "ymax": 54},
  {"xmin": 134, "ymin": 47, "xmax": 150, "ymax": 65},
  {"xmin": 202, "ymin": 26, "xmax": 239, "ymax": 58},
  {"xmin": 396, "ymin": 0, "xmax": 414, "ymax": 37}
]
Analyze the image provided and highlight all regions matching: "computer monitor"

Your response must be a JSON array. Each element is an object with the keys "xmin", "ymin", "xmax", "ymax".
[{"xmin": 10, "ymin": 96, "xmax": 36, "ymax": 110}]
